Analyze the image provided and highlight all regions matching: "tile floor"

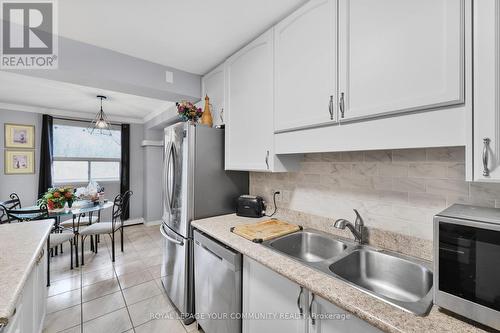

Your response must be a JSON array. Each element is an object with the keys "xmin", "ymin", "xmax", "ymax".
[{"xmin": 43, "ymin": 224, "xmax": 201, "ymax": 333}]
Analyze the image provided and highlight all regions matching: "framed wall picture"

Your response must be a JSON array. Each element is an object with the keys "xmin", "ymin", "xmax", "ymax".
[
  {"xmin": 4, "ymin": 150, "xmax": 35, "ymax": 174},
  {"xmin": 4, "ymin": 123, "xmax": 35, "ymax": 149}
]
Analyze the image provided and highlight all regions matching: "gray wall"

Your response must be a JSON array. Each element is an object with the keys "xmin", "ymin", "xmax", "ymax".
[
  {"xmin": 142, "ymin": 128, "xmax": 163, "ymax": 223},
  {"xmin": 9, "ymin": 36, "xmax": 201, "ymax": 103},
  {"xmin": 0, "ymin": 109, "xmax": 42, "ymax": 205},
  {"xmin": 0, "ymin": 109, "xmax": 145, "ymax": 221}
]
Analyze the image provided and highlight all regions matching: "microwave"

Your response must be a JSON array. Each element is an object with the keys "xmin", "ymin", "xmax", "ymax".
[{"xmin": 434, "ymin": 204, "xmax": 500, "ymax": 330}]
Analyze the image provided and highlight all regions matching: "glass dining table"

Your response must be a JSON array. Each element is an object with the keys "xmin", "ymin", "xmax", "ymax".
[
  {"xmin": 9, "ymin": 201, "xmax": 114, "ymax": 224},
  {"xmin": 9, "ymin": 201, "xmax": 114, "ymax": 267}
]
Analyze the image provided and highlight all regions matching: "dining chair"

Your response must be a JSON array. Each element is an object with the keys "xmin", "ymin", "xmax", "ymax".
[
  {"xmin": 48, "ymin": 230, "xmax": 76, "ymax": 267},
  {"xmin": 80, "ymin": 191, "xmax": 133, "ymax": 264},
  {"xmin": 6, "ymin": 203, "xmax": 50, "ymax": 222},
  {"xmin": 0, "ymin": 193, "xmax": 22, "ymax": 223},
  {"xmin": 60, "ymin": 213, "xmax": 98, "ymax": 228}
]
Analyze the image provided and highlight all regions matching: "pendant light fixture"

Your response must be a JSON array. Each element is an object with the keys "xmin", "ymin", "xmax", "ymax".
[{"xmin": 89, "ymin": 95, "xmax": 112, "ymax": 135}]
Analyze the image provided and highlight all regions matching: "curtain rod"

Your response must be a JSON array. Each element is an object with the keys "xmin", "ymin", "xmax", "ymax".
[{"xmin": 51, "ymin": 115, "xmax": 123, "ymax": 127}]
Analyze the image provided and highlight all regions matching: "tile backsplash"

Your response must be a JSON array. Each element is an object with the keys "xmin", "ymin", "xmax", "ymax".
[{"xmin": 250, "ymin": 147, "xmax": 500, "ymax": 244}]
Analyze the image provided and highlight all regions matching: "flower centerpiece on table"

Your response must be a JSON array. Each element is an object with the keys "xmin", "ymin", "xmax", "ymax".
[
  {"xmin": 38, "ymin": 187, "xmax": 76, "ymax": 211},
  {"xmin": 176, "ymin": 101, "xmax": 202, "ymax": 124}
]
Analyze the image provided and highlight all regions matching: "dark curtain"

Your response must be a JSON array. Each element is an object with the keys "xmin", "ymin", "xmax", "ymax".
[
  {"xmin": 120, "ymin": 124, "xmax": 130, "ymax": 220},
  {"xmin": 38, "ymin": 115, "xmax": 53, "ymax": 197}
]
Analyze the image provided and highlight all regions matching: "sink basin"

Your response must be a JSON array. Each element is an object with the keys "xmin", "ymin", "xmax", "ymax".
[
  {"xmin": 265, "ymin": 230, "xmax": 349, "ymax": 262},
  {"xmin": 329, "ymin": 248, "xmax": 433, "ymax": 315}
]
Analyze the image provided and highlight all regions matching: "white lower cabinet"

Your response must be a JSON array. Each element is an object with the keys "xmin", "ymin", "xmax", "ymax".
[
  {"xmin": 308, "ymin": 294, "xmax": 382, "ymax": 333},
  {"xmin": 242, "ymin": 256, "xmax": 307, "ymax": 333},
  {"xmin": 243, "ymin": 256, "xmax": 382, "ymax": 333},
  {"xmin": 5, "ymin": 248, "xmax": 47, "ymax": 333}
]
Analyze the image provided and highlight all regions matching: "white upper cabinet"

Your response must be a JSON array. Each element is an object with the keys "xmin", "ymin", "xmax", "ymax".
[
  {"xmin": 274, "ymin": 0, "xmax": 337, "ymax": 132},
  {"xmin": 202, "ymin": 64, "xmax": 225, "ymax": 127},
  {"xmin": 225, "ymin": 29, "xmax": 299, "ymax": 172},
  {"xmin": 473, "ymin": 0, "xmax": 500, "ymax": 181},
  {"xmin": 338, "ymin": 0, "xmax": 465, "ymax": 121},
  {"xmin": 225, "ymin": 29, "xmax": 274, "ymax": 171}
]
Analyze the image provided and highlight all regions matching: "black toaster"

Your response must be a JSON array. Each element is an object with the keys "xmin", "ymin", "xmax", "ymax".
[{"xmin": 236, "ymin": 195, "xmax": 266, "ymax": 218}]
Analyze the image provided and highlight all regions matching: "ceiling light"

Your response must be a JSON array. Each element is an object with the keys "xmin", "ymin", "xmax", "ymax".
[{"xmin": 89, "ymin": 95, "xmax": 112, "ymax": 136}]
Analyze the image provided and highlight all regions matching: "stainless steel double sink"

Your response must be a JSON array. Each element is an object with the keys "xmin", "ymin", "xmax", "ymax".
[{"xmin": 262, "ymin": 229, "xmax": 433, "ymax": 316}]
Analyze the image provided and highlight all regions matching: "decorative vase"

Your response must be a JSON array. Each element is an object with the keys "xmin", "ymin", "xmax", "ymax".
[
  {"xmin": 67, "ymin": 200, "xmax": 73, "ymax": 208},
  {"xmin": 200, "ymin": 95, "xmax": 213, "ymax": 127}
]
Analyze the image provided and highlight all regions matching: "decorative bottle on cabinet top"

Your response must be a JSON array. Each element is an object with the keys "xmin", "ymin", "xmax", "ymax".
[{"xmin": 200, "ymin": 95, "xmax": 213, "ymax": 127}]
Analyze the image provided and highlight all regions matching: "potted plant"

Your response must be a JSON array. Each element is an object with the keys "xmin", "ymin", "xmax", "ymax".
[
  {"xmin": 176, "ymin": 101, "xmax": 203, "ymax": 124},
  {"xmin": 38, "ymin": 187, "xmax": 76, "ymax": 211}
]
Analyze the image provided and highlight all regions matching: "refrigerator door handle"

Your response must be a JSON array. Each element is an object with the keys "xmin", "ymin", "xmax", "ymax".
[
  {"xmin": 166, "ymin": 143, "xmax": 176, "ymax": 213},
  {"xmin": 163, "ymin": 142, "xmax": 172, "ymax": 215},
  {"xmin": 161, "ymin": 224, "xmax": 184, "ymax": 246}
]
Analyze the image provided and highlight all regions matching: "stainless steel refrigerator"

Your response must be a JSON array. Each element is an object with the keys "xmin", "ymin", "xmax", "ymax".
[{"xmin": 160, "ymin": 122, "xmax": 248, "ymax": 324}]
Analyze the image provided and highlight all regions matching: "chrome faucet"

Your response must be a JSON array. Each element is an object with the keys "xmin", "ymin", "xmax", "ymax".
[{"xmin": 334, "ymin": 209, "xmax": 365, "ymax": 244}]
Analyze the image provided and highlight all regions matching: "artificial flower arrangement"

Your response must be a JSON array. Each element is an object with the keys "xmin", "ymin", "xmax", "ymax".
[
  {"xmin": 38, "ymin": 187, "xmax": 76, "ymax": 210},
  {"xmin": 176, "ymin": 101, "xmax": 203, "ymax": 123}
]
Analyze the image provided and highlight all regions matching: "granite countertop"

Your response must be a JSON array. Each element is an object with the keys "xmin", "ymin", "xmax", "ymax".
[
  {"xmin": 0, "ymin": 220, "xmax": 54, "ymax": 325},
  {"xmin": 192, "ymin": 214, "xmax": 488, "ymax": 333}
]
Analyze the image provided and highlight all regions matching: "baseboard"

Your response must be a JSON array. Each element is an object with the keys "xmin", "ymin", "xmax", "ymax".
[
  {"xmin": 124, "ymin": 217, "xmax": 145, "ymax": 226},
  {"xmin": 144, "ymin": 219, "xmax": 162, "ymax": 226}
]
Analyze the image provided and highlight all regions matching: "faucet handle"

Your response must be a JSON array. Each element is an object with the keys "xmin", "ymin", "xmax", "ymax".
[{"xmin": 353, "ymin": 209, "xmax": 363, "ymax": 227}]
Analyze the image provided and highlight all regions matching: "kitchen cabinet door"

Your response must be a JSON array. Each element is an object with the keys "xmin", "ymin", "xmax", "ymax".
[
  {"xmin": 242, "ymin": 257, "xmax": 308, "ymax": 333},
  {"xmin": 225, "ymin": 29, "xmax": 275, "ymax": 171},
  {"xmin": 274, "ymin": 0, "xmax": 337, "ymax": 132},
  {"xmin": 308, "ymin": 294, "xmax": 382, "ymax": 333},
  {"xmin": 202, "ymin": 63, "xmax": 225, "ymax": 127},
  {"xmin": 338, "ymin": 0, "xmax": 464, "ymax": 121},
  {"xmin": 473, "ymin": 0, "xmax": 500, "ymax": 181}
]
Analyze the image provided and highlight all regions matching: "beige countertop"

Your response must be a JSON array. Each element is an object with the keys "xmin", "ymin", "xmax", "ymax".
[
  {"xmin": 192, "ymin": 214, "xmax": 488, "ymax": 333},
  {"xmin": 0, "ymin": 220, "xmax": 53, "ymax": 325}
]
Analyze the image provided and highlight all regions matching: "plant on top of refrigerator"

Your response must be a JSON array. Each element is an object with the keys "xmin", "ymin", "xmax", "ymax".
[{"xmin": 176, "ymin": 101, "xmax": 203, "ymax": 123}]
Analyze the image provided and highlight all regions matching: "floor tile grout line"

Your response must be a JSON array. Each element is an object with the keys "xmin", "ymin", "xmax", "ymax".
[{"xmin": 114, "ymin": 253, "xmax": 137, "ymax": 333}]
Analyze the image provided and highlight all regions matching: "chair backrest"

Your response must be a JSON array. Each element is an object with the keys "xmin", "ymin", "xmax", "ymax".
[
  {"xmin": 0, "ymin": 193, "xmax": 22, "ymax": 223},
  {"xmin": 7, "ymin": 204, "xmax": 50, "ymax": 222},
  {"xmin": 0, "ymin": 204, "xmax": 9, "ymax": 224},
  {"xmin": 111, "ymin": 191, "xmax": 133, "ymax": 227}
]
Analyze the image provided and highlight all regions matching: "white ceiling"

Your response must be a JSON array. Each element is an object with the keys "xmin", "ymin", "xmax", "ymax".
[
  {"xmin": 0, "ymin": 72, "xmax": 174, "ymax": 123},
  {"xmin": 58, "ymin": 0, "xmax": 307, "ymax": 75}
]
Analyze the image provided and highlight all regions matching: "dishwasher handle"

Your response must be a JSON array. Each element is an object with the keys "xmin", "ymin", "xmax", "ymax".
[
  {"xmin": 194, "ymin": 230, "xmax": 242, "ymax": 271},
  {"xmin": 195, "ymin": 241, "xmax": 223, "ymax": 261}
]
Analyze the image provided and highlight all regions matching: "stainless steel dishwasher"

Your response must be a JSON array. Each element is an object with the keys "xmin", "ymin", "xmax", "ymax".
[{"xmin": 194, "ymin": 230, "xmax": 242, "ymax": 333}]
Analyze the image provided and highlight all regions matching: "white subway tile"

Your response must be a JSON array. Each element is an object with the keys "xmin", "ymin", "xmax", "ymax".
[
  {"xmin": 408, "ymin": 163, "xmax": 448, "ymax": 178},
  {"xmin": 365, "ymin": 150, "xmax": 392, "ymax": 163},
  {"xmin": 426, "ymin": 147, "xmax": 465, "ymax": 162}
]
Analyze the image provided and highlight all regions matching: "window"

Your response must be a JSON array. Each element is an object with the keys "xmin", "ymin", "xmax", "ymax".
[{"xmin": 52, "ymin": 121, "xmax": 121, "ymax": 184}]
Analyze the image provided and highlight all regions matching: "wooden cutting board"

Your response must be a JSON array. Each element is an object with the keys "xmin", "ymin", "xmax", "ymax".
[{"xmin": 231, "ymin": 219, "xmax": 301, "ymax": 243}]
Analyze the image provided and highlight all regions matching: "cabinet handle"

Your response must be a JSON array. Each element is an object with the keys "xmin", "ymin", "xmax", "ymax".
[
  {"xmin": 328, "ymin": 95, "xmax": 334, "ymax": 120},
  {"xmin": 483, "ymin": 138, "xmax": 491, "ymax": 177},
  {"xmin": 265, "ymin": 150, "xmax": 270, "ymax": 170},
  {"xmin": 309, "ymin": 293, "xmax": 316, "ymax": 325},
  {"xmin": 297, "ymin": 287, "xmax": 304, "ymax": 318},
  {"xmin": 340, "ymin": 92, "xmax": 345, "ymax": 119}
]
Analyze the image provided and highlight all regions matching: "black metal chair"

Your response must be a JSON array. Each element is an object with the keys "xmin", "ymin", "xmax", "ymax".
[
  {"xmin": 80, "ymin": 191, "xmax": 133, "ymax": 264},
  {"xmin": 6, "ymin": 203, "xmax": 50, "ymax": 222},
  {"xmin": 0, "ymin": 193, "xmax": 22, "ymax": 223}
]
